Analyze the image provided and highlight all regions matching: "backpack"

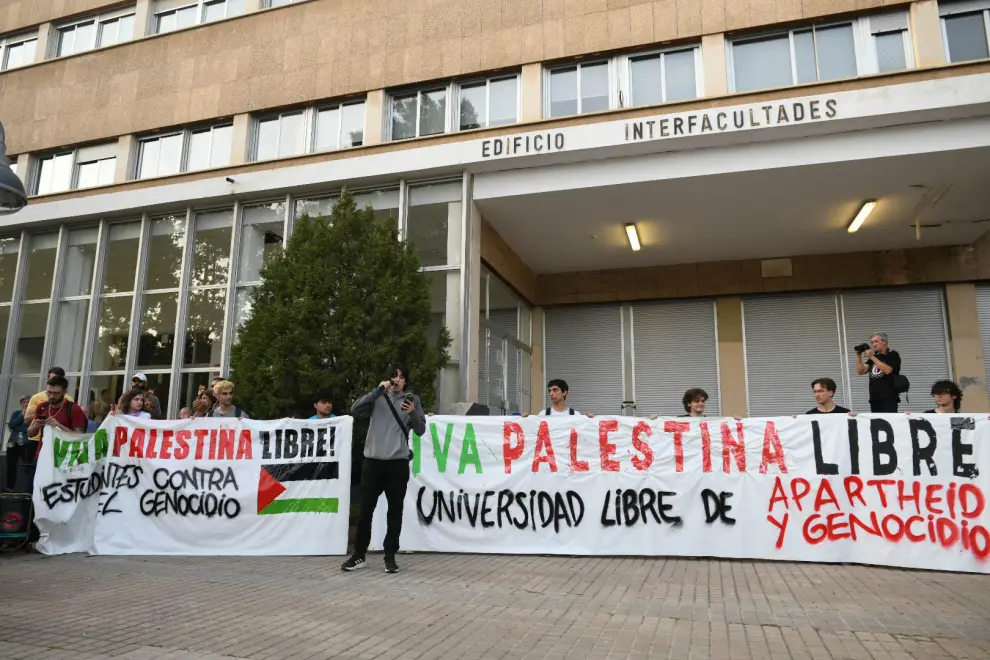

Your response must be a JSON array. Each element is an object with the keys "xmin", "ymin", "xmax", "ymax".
[
  {"xmin": 545, "ymin": 407, "xmax": 576, "ymax": 415},
  {"xmin": 893, "ymin": 374, "xmax": 910, "ymax": 395}
]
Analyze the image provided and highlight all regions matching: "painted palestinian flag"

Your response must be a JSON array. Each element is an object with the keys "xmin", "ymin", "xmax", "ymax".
[{"xmin": 257, "ymin": 461, "xmax": 339, "ymax": 515}]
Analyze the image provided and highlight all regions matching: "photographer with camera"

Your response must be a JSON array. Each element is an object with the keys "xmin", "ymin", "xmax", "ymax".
[
  {"xmin": 855, "ymin": 332, "xmax": 902, "ymax": 413},
  {"xmin": 343, "ymin": 362, "xmax": 425, "ymax": 575}
]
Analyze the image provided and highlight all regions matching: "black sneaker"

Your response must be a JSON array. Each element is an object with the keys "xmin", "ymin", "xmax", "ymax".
[
  {"xmin": 384, "ymin": 555, "xmax": 399, "ymax": 573},
  {"xmin": 341, "ymin": 555, "xmax": 366, "ymax": 571}
]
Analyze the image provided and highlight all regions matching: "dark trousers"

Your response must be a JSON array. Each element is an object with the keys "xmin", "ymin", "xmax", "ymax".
[
  {"xmin": 4, "ymin": 442, "xmax": 35, "ymax": 492},
  {"xmin": 870, "ymin": 399, "xmax": 898, "ymax": 413},
  {"xmin": 353, "ymin": 458, "xmax": 409, "ymax": 557}
]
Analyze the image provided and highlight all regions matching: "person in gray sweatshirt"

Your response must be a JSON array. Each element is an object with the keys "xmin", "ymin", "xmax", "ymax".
[{"xmin": 342, "ymin": 362, "xmax": 426, "ymax": 574}]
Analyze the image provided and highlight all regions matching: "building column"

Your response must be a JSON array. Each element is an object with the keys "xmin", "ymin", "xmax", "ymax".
[
  {"xmin": 229, "ymin": 113, "xmax": 252, "ymax": 166},
  {"xmin": 715, "ymin": 296, "xmax": 748, "ymax": 417},
  {"xmin": 520, "ymin": 63, "xmax": 542, "ymax": 122},
  {"xmin": 114, "ymin": 135, "xmax": 137, "ymax": 183},
  {"xmin": 910, "ymin": 0, "xmax": 947, "ymax": 67},
  {"xmin": 364, "ymin": 89, "xmax": 385, "ymax": 145},
  {"xmin": 133, "ymin": 0, "xmax": 153, "ymax": 38},
  {"xmin": 701, "ymin": 34, "xmax": 728, "ymax": 97},
  {"xmin": 34, "ymin": 23, "xmax": 53, "ymax": 61},
  {"xmin": 945, "ymin": 283, "xmax": 989, "ymax": 412},
  {"xmin": 530, "ymin": 307, "xmax": 544, "ymax": 413},
  {"xmin": 243, "ymin": 0, "xmax": 263, "ymax": 11}
]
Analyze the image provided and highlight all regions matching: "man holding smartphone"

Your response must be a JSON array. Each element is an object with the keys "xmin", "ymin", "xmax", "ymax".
[{"xmin": 344, "ymin": 362, "xmax": 426, "ymax": 574}]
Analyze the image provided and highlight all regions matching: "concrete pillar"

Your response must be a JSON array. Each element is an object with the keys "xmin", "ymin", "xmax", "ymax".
[
  {"xmin": 243, "ymin": 0, "xmax": 263, "ymax": 11},
  {"xmin": 715, "ymin": 296, "xmax": 748, "ymax": 417},
  {"xmin": 363, "ymin": 89, "xmax": 385, "ymax": 145},
  {"xmin": 701, "ymin": 34, "xmax": 728, "ymax": 97},
  {"xmin": 520, "ymin": 63, "xmax": 542, "ymax": 122},
  {"xmin": 133, "ymin": 0, "xmax": 153, "ymax": 38},
  {"xmin": 530, "ymin": 307, "xmax": 544, "ymax": 413},
  {"xmin": 14, "ymin": 154, "xmax": 31, "ymax": 189},
  {"xmin": 464, "ymin": 200, "xmax": 482, "ymax": 404},
  {"xmin": 945, "ymin": 283, "xmax": 989, "ymax": 412},
  {"xmin": 910, "ymin": 0, "xmax": 947, "ymax": 68},
  {"xmin": 114, "ymin": 135, "xmax": 137, "ymax": 183},
  {"xmin": 229, "ymin": 113, "xmax": 252, "ymax": 165},
  {"xmin": 34, "ymin": 22, "xmax": 53, "ymax": 61}
]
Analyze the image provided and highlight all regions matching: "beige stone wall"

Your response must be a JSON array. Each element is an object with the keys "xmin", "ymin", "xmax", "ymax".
[
  {"xmin": 0, "ymin": 0, "xmax": 919, "ymax": 156},
  {"xmin": 480, "ymin": 219, "xmax": 537, "ymax": 304},
  {"xmin": 0, "ymin": 0, "xmax": 122, "ymax": 34}
]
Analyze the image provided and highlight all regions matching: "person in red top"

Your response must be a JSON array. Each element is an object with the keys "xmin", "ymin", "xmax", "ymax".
[{"xmin": 27, "ymin": 375, "xmax": 87, "ymax": 458}]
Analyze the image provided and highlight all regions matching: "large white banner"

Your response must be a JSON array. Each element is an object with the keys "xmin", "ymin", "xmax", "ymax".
[
  {"xmin": 372, "ymin": 414, "xmax": 990, "ymax": 573},
  {"xmin": 33, "ymin": 415, "xmax": 352, "ymax": 556}
]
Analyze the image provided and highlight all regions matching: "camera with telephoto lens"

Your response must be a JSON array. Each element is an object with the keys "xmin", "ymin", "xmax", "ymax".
[{"xmin": 854, "ymin": 343, "xmax": 871, "ymax": 353}]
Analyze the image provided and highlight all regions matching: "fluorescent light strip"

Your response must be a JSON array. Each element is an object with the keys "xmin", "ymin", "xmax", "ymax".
[
  {"xmin": 625, "ymin": 223, "xmax": 641, "ymax": 251},
  {"xmin": 847, "ymin": 200, "xmax": 877, "ymax": 233}
]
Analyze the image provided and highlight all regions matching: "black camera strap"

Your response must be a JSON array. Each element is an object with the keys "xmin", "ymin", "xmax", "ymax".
[{"xmin": 381, "ymin": 391, "xmax": 414, "ymax": 461}]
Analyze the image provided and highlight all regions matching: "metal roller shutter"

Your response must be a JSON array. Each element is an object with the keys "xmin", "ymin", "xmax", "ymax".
[
  {"xmin": 632, "ymin": 300, "xmax": 721, "ymax": 416},
  {"xmin": 743, "ymin": 294, "xmax": 845, "ymax": 416},
  {"xmin": 489, "ymin": 310, "xmax": 520, "ymax": 413},
  {"xmin": 841, "ymin": 287, "xmax": 951, "ymax": 412},
  {"xmin": 976, "ymin": 284, "xmax": 990, "ymax": 401},
  {"xmin": 544, "ymin": 304, "xmax": 623, "ymax": 415}
]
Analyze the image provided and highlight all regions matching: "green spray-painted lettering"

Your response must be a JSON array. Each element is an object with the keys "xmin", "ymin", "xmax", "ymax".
[
  {"xmin": 53, "ymin": 436, "xmax": 90, "ymax": 468},
  {"xmin": 412, "ymin": 432, "xmax": 422, "ymax": 475},
  {"xmin": 94, "ymin": 429, "xmax": 108, "ymax": 461},
  {"xmin": 430, "ymin": 423, "xmax": 455, "ymax": 473},
  {"xmin": 458, "ymin": 423, "xmax": 482, "ymax": 475},
  {"xmin": 53, "ymin": 437, "xmax": 69, "ymax": 468}
]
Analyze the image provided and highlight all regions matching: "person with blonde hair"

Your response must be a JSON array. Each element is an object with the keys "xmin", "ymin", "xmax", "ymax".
[{"xmin": 208, "ymin": 380, "xmax": 248, "ymax": 418}]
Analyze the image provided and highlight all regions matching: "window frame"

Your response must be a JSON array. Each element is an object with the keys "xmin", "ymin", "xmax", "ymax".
[
  {"xmin": 52, "ymin": 5, "xmax": 136, "ymax": 58},
  {"xmin": 261, "ymin": 0, "xmax": 299, "ymax": 8},
  {"xmin": 31, "ymin": 143, "xmax": 119, "ymax": 196},
  {"xmin": 939, "ymin": 1, "xmax": 990, "ymax": 63},
  {"xmin": 153, "ymin": 0, "xmax": 241, "ymax": 34},
  {"xmin": 726, "ymin": 14, "xmax": 912, "ymax": 93},
  {"xmin": 453, "ymin": 75, "xmax": 522, "ymax": 132},
  {"xmin": 133, "ymin": 122, "xmax": 234, "ymax": 180},
  {"xmin": 543, "ymin": 59, "xmax": 616, "ymax": 118},
  {"xmin": 0, "ymin": 31, "xmax": 39, "ymax": 70},
  {"xmin": 387, "ymin": 85, "xmax": 452, "ymax": 140},
  {"xmin": 250, "ymin": 99, "xmax": 367, "ymax": 162}
]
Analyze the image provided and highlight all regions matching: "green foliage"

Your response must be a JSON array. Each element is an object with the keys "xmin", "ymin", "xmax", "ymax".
[{"xmin": 230, "ymin": 189, "xmax": 451, "ymax": 420}]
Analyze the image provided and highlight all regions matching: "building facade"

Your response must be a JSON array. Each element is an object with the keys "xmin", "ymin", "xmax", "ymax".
[{"xmin": 0, "ymin": 0, "xmax": 988, "ymax": 423}]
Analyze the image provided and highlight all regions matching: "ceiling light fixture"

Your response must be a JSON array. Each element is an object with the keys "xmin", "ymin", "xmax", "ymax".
[
  {"xmin": 625, "ymin": 223, "xmax": 641, "ymax": 251},
  {"xmin": 847, "ymin": 200, "xmax": 877, "ymax": 233}
]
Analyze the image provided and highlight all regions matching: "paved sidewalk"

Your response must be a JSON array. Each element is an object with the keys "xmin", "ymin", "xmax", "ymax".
[{"xmin": 1, "ymin": 552, "xmax": 989, "ymax": 660}]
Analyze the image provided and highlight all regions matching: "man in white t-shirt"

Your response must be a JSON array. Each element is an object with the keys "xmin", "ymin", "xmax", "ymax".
[{"xmin": 535, "ymin": 379, "xmax": 594, "ymax": 417}]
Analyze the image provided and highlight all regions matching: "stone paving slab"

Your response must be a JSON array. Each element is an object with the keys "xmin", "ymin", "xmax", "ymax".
[{"xmin": 1, "ymin": 551, "xmax": 989, "ymax": 659}]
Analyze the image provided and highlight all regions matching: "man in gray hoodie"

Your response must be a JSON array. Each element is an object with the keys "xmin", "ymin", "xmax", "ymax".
[{"xmin": 342, "ymin": 362, "xmax": 426, "ymax": 574}]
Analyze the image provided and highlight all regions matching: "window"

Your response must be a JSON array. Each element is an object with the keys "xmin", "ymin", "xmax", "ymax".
[
  {"xmin": 263, "ymin": 0, "xmax": 299, "ymax": 7},
  {"xmin": 32, "ymin": 142, "xmax": 117, "ymax": 195},
  {"xmin": 387, "ymin": 75, "xmax": 520, "ymax": 140},
  {"xmin": 729, "ymin": 13, "xmax": 913, "ymax": 92},
  {"xmin": 251, "ymin": 100, "xmax": 366, "ymax": 161},
  {"xmin": 1, "ymin": 34, "xmax": 38, "ymax": 70},
  {"xmin": 54, "ymin": 7, "xmax": 136, "ymax": 57},
  {"xmin": 137, "ymin": 133, "xmax": 183, "ymax": 179},
  {"xmin": 544, "ymin": 48, "xmax": 700, "ymax": 118},
  {"xmin": 154, "ymin": 0, "xmax": 244, "ymax": 33},
  {"xmin": 135, "ymin": 122, "xmax": 232, "ymax": 179},
  {"xmin": 458, "ymin": 77, "xmax": 519, "ymax": 130},
  {"xmin": 255, "ymin": 111, "xmax": 305, "ymax": 160},
  {"xmin": 315, "ymin": 102, "xmax": 365, "ymax": 150},
  {"xmin": 940, "ymin": 1, "xmax": 990, "ymax": 63}
]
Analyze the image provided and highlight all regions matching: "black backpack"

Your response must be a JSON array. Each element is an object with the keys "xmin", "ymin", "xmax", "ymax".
[{"xmin": 894, "ymin": 374, "xmax": 910, "ymax": 395}]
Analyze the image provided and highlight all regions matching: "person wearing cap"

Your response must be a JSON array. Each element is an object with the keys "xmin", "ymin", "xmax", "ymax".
[{"xmin": 119, "ymin": 373, "xmax": 163, "ymax": 420}]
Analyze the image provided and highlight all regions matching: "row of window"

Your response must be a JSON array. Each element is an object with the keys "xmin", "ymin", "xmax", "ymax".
[{"xmin": 16, "ymin": 4, "xmax": 990, "ymax": 194}]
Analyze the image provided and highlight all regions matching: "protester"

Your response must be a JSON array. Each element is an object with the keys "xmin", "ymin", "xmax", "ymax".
[
  {"xmin": 310, "ymin": 390, "xmax": 336, "ymax": 419},
  {"xmin": 805, "ymin": 378, "xmax": 851, "ymax": 415},
  {"xmin": 209, "ymin": 380, "xmax": 248, "ymax": 418},
  {"xmin": 681, "ymin": 388, "xmax": 709, "ymax": 417},
  {"xmin": 528, "ymin": 379, "xmax": 593, "ymax": 417},
  {"xmin": 25, "ymin": 367, "xmax": 74, "ymax": 429},
  {"xmin": 925, "ymin": 380, "xmax": 962, "ymax": 413},
  {"xmin": 27, "ymin": 376, "xmax": 87, "ymax": 458},
  {"xmin": 119, "ymin": 388, "xmax": 152, "ymax": 419},
  {"xmin": 4, "ymin": 395, "xmax": 30, "ymax": 492},
  {"xmin": 122, "ymin": 373, "xmax": 162, "ymax": 419},
  {"xmin": 856, "ymin": 332, "xmax": 902, "ymax": 413},
  {"xmin": 343, "ymin": 362, "xmax": 426, "ymax": 574},
  {"xmin": 194, "ymin": 389, "xmax": 217, "ymax": 418},
  {"xmin": 178, "ymin": 407, "xmax": 193, "ymax": 420}
]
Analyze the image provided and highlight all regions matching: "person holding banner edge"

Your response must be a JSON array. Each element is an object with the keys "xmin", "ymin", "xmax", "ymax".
[{"xmin": 343, "ymin": 362, "xmax": 426, "ymax": 574}]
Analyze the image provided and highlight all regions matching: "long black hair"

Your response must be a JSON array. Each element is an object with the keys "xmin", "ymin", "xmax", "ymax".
[{"xmin": 388, "ymin": 362, "xmax": 410, "ymax": 391}]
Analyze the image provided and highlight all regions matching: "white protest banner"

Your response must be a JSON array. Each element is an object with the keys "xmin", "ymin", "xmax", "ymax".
[
  {"xmin": 371, "ymin": 414, "xmax": 990, "ymax": 573},
  {"xmin": 33, "ymin": 415, "xmax": 352, "ymax": 556}
]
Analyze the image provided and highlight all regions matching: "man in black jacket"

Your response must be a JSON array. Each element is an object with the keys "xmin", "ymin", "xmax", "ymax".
[{"xmin": 855, "ymin": 333, "xmax": 902, "ymax": 413}]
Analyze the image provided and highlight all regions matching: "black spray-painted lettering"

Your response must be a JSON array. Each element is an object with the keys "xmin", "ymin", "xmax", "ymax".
[
  {"xmin": 601, "ymin": 489, "xmax": 682, "ymax": 528},
  {"xmin": 417, "ymin": 487, "xmax": 584, "ymax": 533},
  {"xmin": 952, "ymin": 417, "xmax": 979, "ymax": 479},
  {"xmin": 909, "ymin": 418, "xmax": 938, "ymax": 477},
  {"xmin": 871, "ymin": 418, "xmax": 897, "ymax": 476},
  {"xmin": 701, "ymin": 489, "xmax": 736, "ymax": 525}
]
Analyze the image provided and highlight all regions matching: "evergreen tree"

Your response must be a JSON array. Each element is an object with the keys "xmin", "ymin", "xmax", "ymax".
[{"xmin": 230, "ymin": 189, "xmax": 451, "ymax": 420}]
